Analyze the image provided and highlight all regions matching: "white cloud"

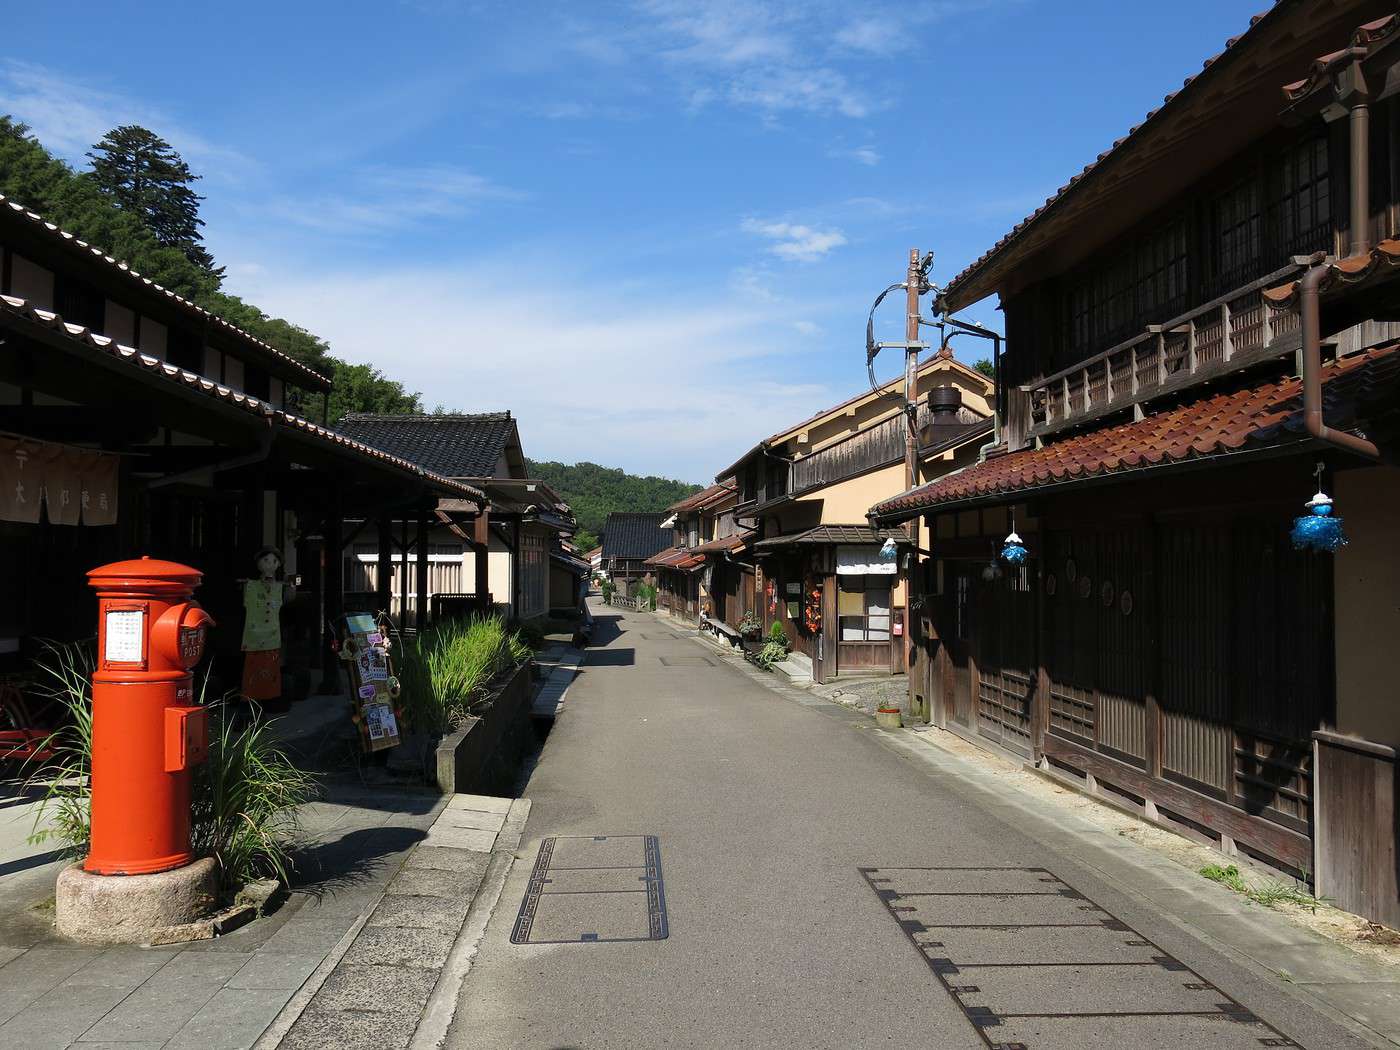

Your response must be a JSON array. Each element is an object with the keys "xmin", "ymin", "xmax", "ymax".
[
  {"xmin": 0, "ymin": 61, "xmax": 253, "ymax": 180},
  {"xmin": 831, "ymin": 145, "xmax": 881, "ymax": 166},
  {"xmin": 793, "ymin": 319, "xmax": 822, "ymax": 336},
  {"xmin": 257, "ymin": 165, "xmax": 524, "ymax": 236},
  {"xmin": 742, "ymin": 218, "xmax": 847, "ymax": 262},
  {"xmin": 236, "ymin": 256, "xmax": 836, "ymax": 481}
]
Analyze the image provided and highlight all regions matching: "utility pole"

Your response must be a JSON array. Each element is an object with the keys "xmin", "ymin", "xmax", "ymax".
[
  {"xmin": 904, "ymin": 248, "xmax": 922, "ymax": 497},
  {"xmin": 903, "ymin": 248, "xmax": 924, "ymax": 721}
]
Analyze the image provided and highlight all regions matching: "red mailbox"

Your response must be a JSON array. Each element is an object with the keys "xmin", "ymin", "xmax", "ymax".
[{"xmin": 85, "ymin": 557, "xmax": 214, "ymax": 876}]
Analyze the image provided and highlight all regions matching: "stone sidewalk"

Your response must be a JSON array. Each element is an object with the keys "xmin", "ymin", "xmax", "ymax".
[
  {"xmin": 0, "ymin": 782, "xmax": 447, "ymax": 1050},
  {"xmin": 267, "ymin": 793, "xmax": 529, "ymax": 1050}
]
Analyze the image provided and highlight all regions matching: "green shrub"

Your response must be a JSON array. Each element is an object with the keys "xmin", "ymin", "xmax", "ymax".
[
  {"xmin": 767, "ymin": 621, "xmax": 788, "ymax": 646},
  {"xmin": 756, "ymin": 641, "xmax": 790, "ymax": 669},
  {"xmin": 26, "ymin": 641, "xmax": 314, "ymax": 891}
]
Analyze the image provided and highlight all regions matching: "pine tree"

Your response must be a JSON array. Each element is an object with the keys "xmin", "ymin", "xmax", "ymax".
[{"xmin": 87, "ymin": 125, "xmax": 222, "ymax": 281}]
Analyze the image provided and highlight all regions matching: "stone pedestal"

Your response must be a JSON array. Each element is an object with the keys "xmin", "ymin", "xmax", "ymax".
[{"xmin": 56, "ymin": 857, "xmax": 218, "ymax": 944}]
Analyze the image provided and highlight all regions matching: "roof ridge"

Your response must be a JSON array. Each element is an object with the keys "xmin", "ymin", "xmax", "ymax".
[
  {"xmin": 0, "ymin": 194, "xmax": 331, "ymax": 390},
  {"xmin": 339, "ymin": 411, "xmax": 513, "ymax": 421}
]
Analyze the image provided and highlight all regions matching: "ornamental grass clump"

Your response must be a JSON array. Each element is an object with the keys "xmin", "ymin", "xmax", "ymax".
[
  {"xmin": 25, "ymin": 640, "xmax": 315, "ymax": 892},
  {"xmin": 394, "ymin": 615, "xmax": 533, "ymax": 734}
]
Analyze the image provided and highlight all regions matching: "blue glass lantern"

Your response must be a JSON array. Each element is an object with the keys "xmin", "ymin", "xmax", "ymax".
[
  {"xmin": 1000, "ymin": 530, "xmax": 1028, "ymax": 565},
  {"xmin": 1291, "ymin": 490, "xmax": 1347, "ymax": 553},
  {"xmin": 879, "ymin": 537, "xmax": 899, "ymax": 562}
]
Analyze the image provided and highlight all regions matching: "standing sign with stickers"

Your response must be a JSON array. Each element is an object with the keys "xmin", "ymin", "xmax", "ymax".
[{"xmin": 338, "ymin": 613, "xmax": 402, "ymax": 752}]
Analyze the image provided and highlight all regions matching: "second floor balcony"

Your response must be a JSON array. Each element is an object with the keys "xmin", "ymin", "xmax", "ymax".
[{"xmin": 1019, "ymin": 259, "xmax": 1312, "ymax": 445}]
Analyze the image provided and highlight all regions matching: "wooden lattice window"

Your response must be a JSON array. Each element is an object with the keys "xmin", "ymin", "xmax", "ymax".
[
  {"xmin": 1214, "ymin": 177, "xmax": 1264, "ymax": 293},
  {"xmin": 1135, "ymin": 220, "xmax": 1189, "ymax": 322},
  {"xmin": 1271, "ymin": 135, "xmax": 1331, "ymax": 258}
]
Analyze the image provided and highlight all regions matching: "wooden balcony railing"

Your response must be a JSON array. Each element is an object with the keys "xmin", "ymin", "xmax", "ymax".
[{"xmin": 1024, "ymin": 260, "xmax": 1311, "ymax": 442}]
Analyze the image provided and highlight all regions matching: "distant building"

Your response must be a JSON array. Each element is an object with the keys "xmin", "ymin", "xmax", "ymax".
[{"xmin": 600, "ymin": 512, "xmax": 671, "ymax": 595}]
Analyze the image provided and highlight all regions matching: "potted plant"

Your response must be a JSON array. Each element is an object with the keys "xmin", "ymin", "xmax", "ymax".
[
  {"xmin": 755, "ymin": 622, "xmax": 791, "ymax": 670},
  {"xmin": 737, "ymin": 612, "xmax": 762, "ymax": 640},
  {"xmin": 875, "ymin": 703, "xmax": 903, "ymax": 729}
]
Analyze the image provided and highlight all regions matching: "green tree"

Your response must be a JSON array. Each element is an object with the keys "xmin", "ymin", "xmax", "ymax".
[
  {"xmin": 0, "ymin": 117, "xmax": 423, "ymax": 418},
  {"xmin": 0, "ymin": 117, "xmax": 219, "ymax": 301},
  {"xmin": 571, "ymin": 527, "xmax": 599, "ymax": 552},
  {"xmin": 973, "ymin": 357, "xmax": 995, "ymax": 379},
  {"xmin": 525, "ymin": 460, "xmax": 701, "ymax": 540},
  {"xmin": 87, "ymin": 125, "xmax": 221, "ymax": 280}
]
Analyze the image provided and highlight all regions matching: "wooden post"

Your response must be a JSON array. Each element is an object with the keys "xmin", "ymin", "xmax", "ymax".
[
  {"xmin": 400, "ymin": 518, "xmax": 410, "ymax": 627},
  {"xmin": 473, "ymin": 506, "xmax": 491, "ymax": 605},
  {"xmin": 415, "ymin": 506, "xmax": 430, "ymax": 633},
  {"xmin": 319, "ymin": 493, "xmax": 343, "ymax": 695},
  {"xmin": 376, "ymin": 514, "xmax": 393, "ymax": 616}
]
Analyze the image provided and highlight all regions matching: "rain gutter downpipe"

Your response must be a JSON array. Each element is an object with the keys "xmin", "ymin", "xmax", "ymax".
[
  {"xmin": 147, "ymin": 419, "xmax": 276, "ymax": 490},
  {"xmin": 1299, "ymin": 262, "xmax": 1378, "ymax": 460}
]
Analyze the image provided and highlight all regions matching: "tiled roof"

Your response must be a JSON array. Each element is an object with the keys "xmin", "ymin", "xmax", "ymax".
[
  {"xmin": 690, "ymin": 531, "xmax": 754, "ymax": 555},
  {"xmin": 1282, "ymin": 13, "xmax": 1398, "ymax": 102},
  {"xmin": 0, "ymin": 293, "xmax": 483, "ymax": 500},
  {"xmin": 667, "ymin": 482, "xmax": 735, "ymax": 513},
  {"xmin": 1, "ymin": 196, "xmax": 332, "ymax": 391},
  {"xmin": 870, "ymin": 343, "xmax": 1400, "ymax": 521},
  {"xmin": 645, "ymin": 546, "xmax": 705, "ymax": 571},
  {"xmin": 1262, "ymin": 240, "xmax": 1400, "ymax": 307},
  {"xmin": 335, "ymin": 413, "xmax": 517, "ymax": 478},
  {"xmin": 601, "ymin": 512, "xmax": 673, "ymax": 560},
  {"xmin": 754, "ymin": 524, "xmax": 910, "ymax": 549},
  {"xmin": 943, "ymin": 2, "xmax": 1289, "ymax": 305}
]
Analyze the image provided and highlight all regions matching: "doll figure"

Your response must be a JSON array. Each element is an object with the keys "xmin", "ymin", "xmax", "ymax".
[{"xmin": 241, "ymin": 546, "xmax": 296, "ymax": 709}]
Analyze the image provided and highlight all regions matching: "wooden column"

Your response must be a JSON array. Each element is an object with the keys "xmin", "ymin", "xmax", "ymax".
[
  {"xmin": 376, "ymin": 514, "xmax": 393, "ymax": 616},
  {"xmin": 473, "ymin": 507, "xmax": 491, "ymax": 603},
  {"xmin": 319, "ymin": 493, "xmax": 343, "ymax": 694},
  {"xmin": 415, "ymin": 506, "xmax": 430, "ymax": 633},
  {"xmin": 400, "ymin": 517, "xmax": 410, "ymax": 627}
]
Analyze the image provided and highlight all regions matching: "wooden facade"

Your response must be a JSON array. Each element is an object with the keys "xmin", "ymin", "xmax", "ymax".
[
  {"xmin": 915, "ymin": 462, "xmax": 1329, "ymax": 874},
  {"xmin": 877, "ymin": 2, "xmax": 1400, "ymax": 922}
]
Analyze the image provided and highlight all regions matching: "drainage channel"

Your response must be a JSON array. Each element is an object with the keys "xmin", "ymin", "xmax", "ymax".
[
  {"xmin": 511, "ymin": 835, "xmax": 669, "ymax": 945},
  {"xmin": 860, "ymin": 866, "xmax": 1301, "ymax": 1050}
]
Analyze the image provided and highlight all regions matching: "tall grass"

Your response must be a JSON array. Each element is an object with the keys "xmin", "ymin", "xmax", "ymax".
[
  {"xmin": 396, "ymin": 615, "xmax": 533, "ymax": 735},
  {"xmin": 25, "ymin": 641, "xmax": 315, "ymax": 891}
]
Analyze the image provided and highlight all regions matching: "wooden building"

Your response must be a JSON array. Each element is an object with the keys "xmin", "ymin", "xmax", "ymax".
[
  {"xmin": 871, "ymin": 0, "xmax": 1400, "ymax": 924},
  {"xmin": 334, "ymin": 413, "xmax": 576, "ymax": 624},
  {"xmin": 719, "ymin": 353, "xmax": 993, "ymax": 683},
  {"xmin": 599, "ymin": 512, "xmax": 671, "ymax": 595},
  {"xmin": 0, "ymin": 195, "xmax": 482, "ymax": 701},
  {"xmin": 649, "ymin": 482, "xmax": 745, "ymax": 626}
]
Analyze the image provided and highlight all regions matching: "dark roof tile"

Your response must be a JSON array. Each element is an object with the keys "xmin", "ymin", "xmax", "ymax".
[
  {"xmin": 601, "ymin": 512, "xmax": 673, "ymax": 560},
  {"xmin": 335, "ymin": 413, "xmax": 517, "ymax": 478}
]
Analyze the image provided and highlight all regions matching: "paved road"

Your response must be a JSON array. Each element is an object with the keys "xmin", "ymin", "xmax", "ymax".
[{"xmin": 447, "ymin": 604, "xmax": 1373, "ymax": 1049}]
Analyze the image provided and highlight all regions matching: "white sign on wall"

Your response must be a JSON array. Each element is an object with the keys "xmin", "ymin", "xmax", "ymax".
[{"xmin": 104, "ymin": 609, "xmax": 145, "ymax": 663}]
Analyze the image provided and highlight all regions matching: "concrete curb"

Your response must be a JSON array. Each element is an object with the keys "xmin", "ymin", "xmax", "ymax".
[
  {"xmin": 250, "ymin": 907, "xmax": 375, "ymax": 1050},
  {"xmin": 409, "ymin": 796, "xmax": 532, "ymax": 1050}
]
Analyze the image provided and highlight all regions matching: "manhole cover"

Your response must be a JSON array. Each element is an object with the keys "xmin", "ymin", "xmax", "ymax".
[
  {"xmin": 511, "ymin": 835, "xmax": 668, "ymax": 944},
  {"xmin": 656, "ymin": 656, "xmax": 714, "ymax": 667},
  {"xmin": 861, "ymin": 866, "xmax": 1301, "ymax": 1048}
]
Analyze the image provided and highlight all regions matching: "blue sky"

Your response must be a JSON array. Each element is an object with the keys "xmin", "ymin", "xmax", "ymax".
[{"xmin": 9, "ymin": 0, "xmax": 1265, "ymax": 482}]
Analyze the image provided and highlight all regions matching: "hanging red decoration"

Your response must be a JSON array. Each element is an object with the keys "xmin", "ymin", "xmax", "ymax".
[{"xmin": 803, "ymin": 584, "xmax": 822, "ymax": 634}]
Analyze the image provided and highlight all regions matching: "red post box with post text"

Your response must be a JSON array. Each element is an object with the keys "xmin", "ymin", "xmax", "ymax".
[{"xmin": 85, "ymin": 557, "xmax": 214, "ymax": 876}]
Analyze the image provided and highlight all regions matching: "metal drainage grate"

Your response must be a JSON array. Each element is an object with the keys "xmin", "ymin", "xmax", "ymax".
[
  {"xmin": 511, "ymin": 835, "xmax": 668, "ymax": 945},
  {"xmin": 656, "ymin": 655, "xmax": 714, "ymax": 667},
  {"xmin": 860, "ymin": 866, "xmax": 1302, "ymax": 1049}
]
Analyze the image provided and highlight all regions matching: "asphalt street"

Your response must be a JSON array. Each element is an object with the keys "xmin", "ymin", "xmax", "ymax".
[{"xmin": 446, "ymin": 603, "xmax": 1374, "ymax": 1049}]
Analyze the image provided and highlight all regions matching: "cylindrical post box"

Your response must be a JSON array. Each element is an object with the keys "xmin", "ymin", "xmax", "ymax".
[{"xmin": 86, "ymin": 557, "xmax": 214, "ymax": 876}]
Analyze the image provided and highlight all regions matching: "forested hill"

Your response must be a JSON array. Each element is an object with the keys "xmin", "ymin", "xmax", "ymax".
[{"xmin": 526, "ymin": 460, "xmax": 701, "ymax": 551}]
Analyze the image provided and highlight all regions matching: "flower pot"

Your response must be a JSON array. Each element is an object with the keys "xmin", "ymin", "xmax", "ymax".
[{"xmin": 875, "ymin": 707, "xmax": 903, "ymax": 729}]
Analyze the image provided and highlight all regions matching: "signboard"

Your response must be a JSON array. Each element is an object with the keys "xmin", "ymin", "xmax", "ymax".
[
  {"xmin": 104, "ymin": 608, "xmax": 145, "ymax": 664},
  {"xmin": 339, "ymin": 614, "xmax": 401, "ymax": 752}
]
